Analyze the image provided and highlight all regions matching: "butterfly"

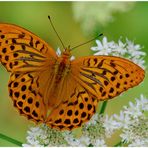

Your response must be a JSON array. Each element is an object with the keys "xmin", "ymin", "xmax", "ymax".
[{"xmin": 0, "ymin": 21, "xmax": 145, "ymax": 131}]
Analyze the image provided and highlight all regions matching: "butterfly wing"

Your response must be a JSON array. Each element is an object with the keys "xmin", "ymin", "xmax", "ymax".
[
  {"xmin": 0, "ymin": 23, "xmax": 57, "ymax": 72},
  {"xmin": 46, "ymin": 83, "xmax": 98, "ymax": 130},
  {"xmin": 0, "ymin": 23, "xmax": 57, "ymax": 124},
  {"xmin": 71, "ymin": 56, "xmax": 145, "ymax": 101},
  {"xmin": 8, "ymin": 72, "xmax": 47, "ymax": 123},
  {"xmin": 8, "ymin": 69, "xmax": 98, "ymax": 130},
  {"xmin": 46, "ymin": 55, "xmax": 145, "ymax": 130}
]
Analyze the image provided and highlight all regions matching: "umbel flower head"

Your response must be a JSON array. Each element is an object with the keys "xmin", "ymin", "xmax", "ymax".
[
  {"xmin": 23, "ymin": 114, "xmax": 119, "ymax": 147},
  {"xmin": 80, "ymin": 114, "xmax": 120, "ymax": 146},
  {"xmin": 22, "ymin": 124, "xmax": 68, "ymax": 147},
  {"xmin": 114, "ymin": 94, "xmax": 148, "ymax": 146}
]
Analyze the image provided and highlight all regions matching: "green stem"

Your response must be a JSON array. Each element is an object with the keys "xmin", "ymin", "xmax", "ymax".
[
  {"xmin": 99, "ymin": 101, "xmax": 108, "ymax": 114},
  {"xmin": 0, "ymin": 133, "xmax": 22, "ymax": 146},
  {"xmin": 114, "ymin": 141, "xmax": 123, "ymax": 147}
]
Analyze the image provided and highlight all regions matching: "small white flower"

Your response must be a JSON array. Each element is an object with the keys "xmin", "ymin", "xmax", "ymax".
[
  {"xmin": 114, "ymin": 111, "xmax": 133, "ymax": 129},
  {"xmin": 136, "ymin": 94, "xmax": 148, "ymax": 111},
  {"xmin": 103, "ymin": 115, "xmax": 121, "ymax": 137},
  {"xmin": 79, "ymin": 136, "xmax": 91, "ymax": 146},
  {"xmin": 123, "ymin": 102, "xmax": 143, "ymax": 119},
  {"xmin": 56, "ymin": 47, "xmax": 61, "ymax": 56},
  {"xmin": 131, "ymin": 57, "xmax": 145, "ymax": 69},
  {"xmin": 70, "ymin": 55, "xmax": 75, "ymax": 61},
  {"xmin": 85, "ymin": 113, "xmax": 99, "ymax": 126},
  {"xmin": 63, "ymin": 131, "xmax": 82, "ymax": 147},
  {"xmin": 91, "ymin": 37, "xmax": 113, "ymax": 55},
  {"xmin": 122, "ymin": 95, "xmax": 148, "ymax": 119},
  {"xmin": 126, "ymin": 39, "xmax": 143, "ymax": 55},
  {"xmin": 112, "ymin": 39, "xmax": 127, "ymax": 56},
  {"xmin": 94, "ymin": 139, "xmax": 107, "ymax": 147},
  {"xmin": 126, "ymin": 39, "xmax": 146, "ymax": 63},
  {"xmin": 128, "ymin": 139, "xmax": 148, "ymax": 147}
]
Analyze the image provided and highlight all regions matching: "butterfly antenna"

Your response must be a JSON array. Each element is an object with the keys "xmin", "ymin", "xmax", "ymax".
[
  {"xmin": 71, "ymin": 33, "xmax": 103, "ymax": 50},
  {"xmin": 48, "ymin": 16, "xmax": 66, "ymax": 49}
]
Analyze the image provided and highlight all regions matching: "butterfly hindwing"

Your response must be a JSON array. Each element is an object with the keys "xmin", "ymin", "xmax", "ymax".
[
  {"xmin": 8, "ymin": 72, "xmax": 47, "ymax": 123},
  {"xmin": 0, "ymin": 23, "xmax": 57, "ymax": 72},
  {"xmin": 71, "ymin": 56, "xmax": 145, "ymax": 101},
  {"xmin": 46, "ymin": 84, "xmax": 98, "ymax": 130}
]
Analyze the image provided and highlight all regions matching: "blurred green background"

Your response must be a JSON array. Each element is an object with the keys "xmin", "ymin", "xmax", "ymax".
[{"xmin": 0, "ymin": 2, "xmax": 147, "ymax": 146}]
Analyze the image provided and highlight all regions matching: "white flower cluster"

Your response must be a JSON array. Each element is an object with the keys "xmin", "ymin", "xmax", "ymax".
[
  {"xmin": 63, "ymin": 114, "xmax": 120, "ymax": 147},
  {"xmin": 72, "ymin": 2, "xmax": 134, "ymax": 34},
  {"xmin": 23, "ymin": 95, "xmax": 148, "ymax": 147},
  {"xmin": 80, "ymin": 114, "xmax": 119, "ymax": 146},
  {"xmin": 114, "ymin": 94, "xmax": 148, "ymax": 146},
  {"xmin": 91, "ymin": 36, "xmax": 146, "ymax": 69},
  {"xmin": 22, "ymin": 114, "xmax": 115, "ymax": 147},
  {"xmin": 22, "ymin": 124, "xmax": 68, "ymax": 147}
]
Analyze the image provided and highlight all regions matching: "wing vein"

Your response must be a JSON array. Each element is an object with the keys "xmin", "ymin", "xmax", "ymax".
[{"xmin": 80, "ymin": 72, "xmax": 103, "ymax": 87}]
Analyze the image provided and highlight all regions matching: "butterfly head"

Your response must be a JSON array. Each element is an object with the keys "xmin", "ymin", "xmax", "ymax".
[{"xmin": 61, "ymin": 45, "xmax": 71, "ymax": 58}]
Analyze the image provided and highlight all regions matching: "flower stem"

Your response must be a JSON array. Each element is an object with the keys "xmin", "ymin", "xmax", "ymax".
[
  {"xmin": 99, "ymin": 101, "xmax": 108, "ymax": 114},
  {"xmin": 114, "ymin": 141, "xmax": 123, "ymax": 147},
  {"xmin": 0, "ymin": 133, "xmax": 22, "ymax": 146}
]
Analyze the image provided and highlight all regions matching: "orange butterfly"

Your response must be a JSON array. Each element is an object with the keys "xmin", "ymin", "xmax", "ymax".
[{"xmin": 0, "ymin": 18, "xmax": 145, "ymax": 130}]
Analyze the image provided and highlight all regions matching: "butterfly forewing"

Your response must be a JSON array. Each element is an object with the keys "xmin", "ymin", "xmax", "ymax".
[
  {"xmin": 71, "ymin": 56, "xmax": 145, "ymax": 101},
  {"xmin": 0, "ymin": 24, "xmax": 57, "ymax": 72}
]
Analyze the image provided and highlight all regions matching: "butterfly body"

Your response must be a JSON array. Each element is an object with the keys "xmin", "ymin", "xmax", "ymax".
[
  {"xmin": 0, "ymin": 23, "xmax": 145, "ymax": 130},
  {"xmin": 44, "ymin": 49, "xmax": 72, "ymax": 108},
  {"xmin": 54, "ymin": 49, "xmax": 71, "ymax": 83}
]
